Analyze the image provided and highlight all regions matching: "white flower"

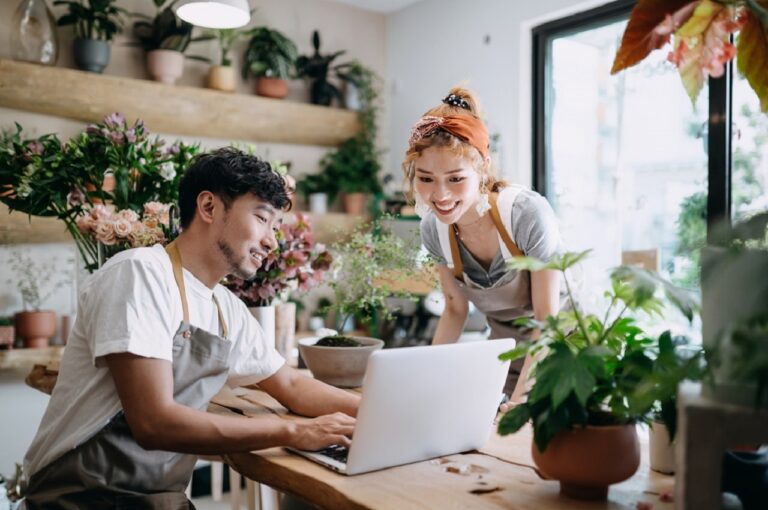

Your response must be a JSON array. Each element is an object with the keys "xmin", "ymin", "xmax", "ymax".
[
  {"xmin": 159, "ymin": 162, "xmax": 176, "ymax": 181},
  {"xmin": 16, "ymin": 182, "xmax": 32, "ymax": 198}
]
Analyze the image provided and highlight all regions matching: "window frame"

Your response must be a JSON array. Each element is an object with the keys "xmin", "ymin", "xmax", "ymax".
[{"xmin": 531, "ymin": 0, "xmax": 733, "ymax": 240}]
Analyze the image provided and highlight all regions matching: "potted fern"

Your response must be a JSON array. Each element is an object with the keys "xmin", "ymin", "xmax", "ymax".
[
  {"xmin": 241, "ymin": 26, "xmax": 297, "ymax": 99},
  {"xmin": 55, "ymin": 0, "xmax": 127, "ymax": 73},
  {"xmin": 498, "ymin": 251, "xmax": 698, "ymax": 500},
  {"xmin": 131, "ymin": 0, "xmax": 213, "ymax": 85}
]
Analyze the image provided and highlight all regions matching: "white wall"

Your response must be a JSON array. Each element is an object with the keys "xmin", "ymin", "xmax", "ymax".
[
  {"xmin": 0, "ymin": 0, "xmax": 386, "ymax": 478},
  {"xmin": 384, "ymin": 0, "xmax": 612, "ymax": 185}
]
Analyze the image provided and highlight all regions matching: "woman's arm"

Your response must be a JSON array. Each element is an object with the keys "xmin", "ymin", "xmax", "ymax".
[
  {"xmin": 432, "ymin": 266, "xmax": 470, "ymax": 345},
  {"xmin": 508, "ymin": 268, "xmax": 561, "ymax": 403}
]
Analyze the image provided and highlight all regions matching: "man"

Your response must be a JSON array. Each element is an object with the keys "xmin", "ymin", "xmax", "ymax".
[{"xmin": 23, "ymin": 148, "xmax": 359, "ymax": 508}]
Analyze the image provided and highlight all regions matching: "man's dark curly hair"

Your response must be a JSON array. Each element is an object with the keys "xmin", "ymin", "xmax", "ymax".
[{"xmin": 178, "ymin": 147, "xmax": 291, "ymax": 229}]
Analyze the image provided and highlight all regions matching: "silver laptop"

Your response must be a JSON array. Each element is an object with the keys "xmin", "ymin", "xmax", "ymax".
[{"xmin": 288, "ymin": 338, "xmax": 515, "ymax": 475}]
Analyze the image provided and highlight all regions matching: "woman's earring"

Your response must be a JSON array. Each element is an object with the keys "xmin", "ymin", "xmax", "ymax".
[
  {"xmin": 475, "ymin": 192, "xmax": 491, "ymax": 217},
  {"xmin": 414, "ymin": 195, "xmax": 431, "ymax": 218}
]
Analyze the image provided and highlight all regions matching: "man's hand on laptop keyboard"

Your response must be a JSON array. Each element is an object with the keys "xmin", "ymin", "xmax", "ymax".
[{"xmin": 288, "ymin": 412, "xmax": 355, "ymax": 451}]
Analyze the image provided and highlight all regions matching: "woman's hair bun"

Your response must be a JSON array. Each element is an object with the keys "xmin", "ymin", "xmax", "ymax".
[{"xmin": 441, "ymin": 87, "xmax": 480, "ymax": 115}]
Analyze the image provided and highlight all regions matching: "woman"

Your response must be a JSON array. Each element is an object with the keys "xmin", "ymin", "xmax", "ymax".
[{"xmin": 402, "ymin": 87, "xmax": 568, "ymax": 402}]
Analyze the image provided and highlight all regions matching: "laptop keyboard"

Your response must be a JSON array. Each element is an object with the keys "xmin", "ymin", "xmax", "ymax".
[{"xmin": 318, "ymin": 444, "xmax": 349, "ymax": 463}]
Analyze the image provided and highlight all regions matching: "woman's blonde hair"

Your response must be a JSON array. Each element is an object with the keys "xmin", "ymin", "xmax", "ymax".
[{"xmin": 402, "ymin": 86, "xmax": 505, "ymax": 199}]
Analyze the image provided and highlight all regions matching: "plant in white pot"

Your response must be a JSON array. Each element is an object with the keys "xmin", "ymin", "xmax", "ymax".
[
  {"xmin": 299, "ymin": 218, "xmax": 430, "ymax": 387},
  {"xmin": 54, "ymin": 0, "xmax": 126, "ymax": 73},
  {"xmin": 498, "ymin": 251, "xmax": 698, "ymax": 500},
  {"xmin": 7, "ymin": 249, "xmax": 69, "ymax": 349},
  {"xmin": 204, "ymin": 25, "xmax": 250, "ymax": 92},
  {"xmin": 131, "ymin": 0, "xmax": 212, "ymax": 85},
  {"xmin": 702, "ymin": 211, "xmax": 768, "ymax": 409},
  {"xmin": 241, "ymin": 26, "xmax": 297, "ymax": 99}
]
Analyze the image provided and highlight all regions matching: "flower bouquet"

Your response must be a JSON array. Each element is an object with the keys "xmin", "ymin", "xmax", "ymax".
[
  {"xmin": 225, "ymin": 213, "xmax": 333, "ymax": 307},
  {"xmin": 0, "ymin": 112, "xmax": 199, "ymax": 271}
]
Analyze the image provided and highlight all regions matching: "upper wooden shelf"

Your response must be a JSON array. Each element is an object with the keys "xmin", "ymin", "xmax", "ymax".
[
  {"xmin": 0, "ymin": 346, "xmax": 63, "ymax": 371},
  {"xmin": 0, "ymin": 59, "xmax": 359, "ymax": 147}
]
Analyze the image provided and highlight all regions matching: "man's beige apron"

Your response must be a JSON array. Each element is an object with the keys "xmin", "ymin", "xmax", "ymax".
[
  {"xmin": 25, "ymin": 242, "xmax": 232, "ymax": 509},
  {"xmin": 446, "ymin": 193, "xmax": 563, "ymax": 395}
]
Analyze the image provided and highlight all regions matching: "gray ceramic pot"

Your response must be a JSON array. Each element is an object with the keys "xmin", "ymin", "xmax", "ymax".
[
  {"xmin": 298, "ymin": 336, "xmax": 384, "ymax": 388},
  {"xmin": 73, "ymin": 38, "xmax": 110, "ymax": 73}
]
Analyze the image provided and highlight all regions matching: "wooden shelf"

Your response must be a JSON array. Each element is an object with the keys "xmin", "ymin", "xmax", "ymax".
[
  {"xmin": 0, "ymin": 346, "xmax": 63, "ymax": 371},
  {"xmin": 0, "ymin": 59, "xmax": 359, "ymax": 147}
]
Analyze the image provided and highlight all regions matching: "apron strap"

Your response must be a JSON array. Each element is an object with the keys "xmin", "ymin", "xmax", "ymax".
[
  {"xmin": 166, "ymin": 242, "xmax": 190, "ymax": 324},
  {"xmin": 165, "ymin": 242, "xmax": 229, "ymax": 338},
  {"xmin": 448, "ymin": 224, "xmax": 463, "ymax": 279},
  {"xmin": 489, "ymin": 193, "xmax": 523, "ymax": 257}
]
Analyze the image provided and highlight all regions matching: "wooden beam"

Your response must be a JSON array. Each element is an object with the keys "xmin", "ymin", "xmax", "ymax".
[
  {"xmin": 0, "ymin": 59, "xmax": 359, "ymax": 147},
  {"xmin": 0, "ymin": 204, "xmax": 71, "ymax": 244}
]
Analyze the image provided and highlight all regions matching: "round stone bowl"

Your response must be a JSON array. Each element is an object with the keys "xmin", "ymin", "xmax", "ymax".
[{"xmin": 298, "ymin": 336, "xmax": 384, "ymax": 388}]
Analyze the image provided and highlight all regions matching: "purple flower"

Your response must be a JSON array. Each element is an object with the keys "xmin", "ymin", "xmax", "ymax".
[
  {"xmin": 26, "ymin": 141, "xmax": 43, "ymax": 155},
  {"xmin": 110, "ymin": 131, "xmax": 125, "ymax": 145},
  {"xmin": 67, "ymin": 188, "xmax": 86, "ymax": 206},
  {"xmin": 86, "ymin": 124, "xmax": 101, "ymax": 135},
  {"xmin": 125, "ymin": 129, "xmax": 136, "ymax": 144},
  {"xmin": 103, "ymin": 112, "xmax": 125, "ymax": 129}
]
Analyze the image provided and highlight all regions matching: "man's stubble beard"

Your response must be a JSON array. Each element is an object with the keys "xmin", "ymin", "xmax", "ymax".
[{"xmin": 217, "ymin": 238, "xmax": 256, "ymax": 280}]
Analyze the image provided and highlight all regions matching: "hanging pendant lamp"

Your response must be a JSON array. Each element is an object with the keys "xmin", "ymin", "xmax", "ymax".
[{"xmin": 175, "ymin": 0, "xmax": 250, "ymax": 29}]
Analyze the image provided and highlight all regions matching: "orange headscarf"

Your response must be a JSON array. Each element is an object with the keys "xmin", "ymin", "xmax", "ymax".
[{"xmin": 408, "ymin": 115, "xmax": 489, "ymax": 159}]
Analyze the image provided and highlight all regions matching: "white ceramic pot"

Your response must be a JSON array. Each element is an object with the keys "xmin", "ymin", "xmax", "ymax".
[
  {"xmin": 147, "ymin": 49, "xmax": 184, "ymax": 85},
  {"xmin": 249, "ymin": 305, "xmax": 275, "ymax": 348},
  {"xmin": 649, "ymin": 421, "xmax": 675, "ymax": 474},
  {"xmin": 308, "ymin": 192, "xmax": 328, "ymax": 214}
]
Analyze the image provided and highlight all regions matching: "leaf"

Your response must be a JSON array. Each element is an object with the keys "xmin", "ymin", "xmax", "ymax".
[
  {"xmin": 506, "ymin": 250, "xmax": 591, "ymax": 273},
  {"xmin": 498, "ymin": 342, "xmax": 533, "ymax": 362},
  {"xmin": 675, "ymin": 0, "xmax": 727, "ymax": 104},
  {"xmin": 497, "ymin": 404, "xmax": 530, "ymax": 435},
  {"xmin": 611, "ymin": 0, "xmax": 697, "ymax": 74}
]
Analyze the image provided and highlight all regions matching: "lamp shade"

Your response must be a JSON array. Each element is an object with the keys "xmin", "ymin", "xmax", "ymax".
[{"xmin": 175, "ymin": 0, "xmax": 250, "ymax": 29}]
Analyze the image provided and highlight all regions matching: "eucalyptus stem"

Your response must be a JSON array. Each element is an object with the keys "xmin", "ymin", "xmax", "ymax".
[{"xmin": 562, "ymin": 270, "xmax": 591, "ymax": 344}]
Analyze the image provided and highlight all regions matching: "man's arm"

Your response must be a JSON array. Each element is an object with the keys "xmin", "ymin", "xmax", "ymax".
[
  {"xmin": 258, "ymin": 364, "xmax": 360, "ymax": 418},
  {"xmin": 105, "ymin": 353, "xmax": 355, "ymax": 453}
]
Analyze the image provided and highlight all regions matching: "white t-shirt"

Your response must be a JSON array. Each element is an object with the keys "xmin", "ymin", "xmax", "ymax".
[{"xmin": 23, "ymin": 245, "xmax": 285, "ymax": 477}]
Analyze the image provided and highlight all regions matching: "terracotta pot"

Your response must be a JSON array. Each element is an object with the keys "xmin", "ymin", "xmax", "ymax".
[
  {"xmin": 147, "ymin": 49, "xmax": 184, "ymax": 85},
  {"xmin": 14, "ymin": 310, "xmax": 56, "ymax": 349},
  {"xmin": 531, "ymin": 424, "xmax": 640, "ymax": 500},
  {"xmin": 207, "ymin": 65, "xmax": 236, "ymax": 92},
  {"xmin": 255, "ymin": 77, "xmax": 288, "ymax": 99},
  {"xmin": 0, "ymin": 325, "xmax": 14, "ymax": 350},
  {"xmin": 342, "ymin": 192, "xmax": 367, "ymax": 214},
  {"xmin": 298, "ymin": 336, "xmax": 384, "ymax": 388}
]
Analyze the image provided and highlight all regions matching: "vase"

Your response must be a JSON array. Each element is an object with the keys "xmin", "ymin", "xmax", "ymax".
[
  {"xmin": 147, "ymin": 49, "xmax": 185, "ymax": 85},
  {"xmin": 308, "ymin": 193, "xmax": 328, "ymax": 214},
  {"xmin": 207, "ymin": 65, "xmax": 236, "ymax": 92},
  {"xmin": 249, "ymin": 305, "xmax": 276, "ymax": 348},
  {"xmin": 275, "ymin": 302, "xmax": 296, "ymax": 360},
  {"xmin": 11, "ymin": 0, "xmax": 58, "ymax": 66},
  {"xmin": 14, "ymin": 310, "xmax": 56, "ymax": 348},
  {"xmin": 342, "ymin": 192, "xmax": 367, "ymax": 214},
  {"xmin": 73, "ymin": 38, "xmax": 110, "ymax": 73},
  {"xmin": 255, "ymin": 77, "xmax": 288, "ymax": 99},
  {"xmin": 344, "ymin": 82, "xmax": 362, "ymax": 111},
  {"xmin": 649, "ymin": 421, "xmax": 675, "ymax": 474}
]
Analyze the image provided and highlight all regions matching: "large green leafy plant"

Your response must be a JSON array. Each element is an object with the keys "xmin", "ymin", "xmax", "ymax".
[
  {"xmin": 497, "ymin": 251, "xmax": 700, "ymax": 452},
  {"xmin": 55, "ymin": 0, "xmax": 126, "ymax": 41},
  {"xmin": 0, "ymin": 112, "xmax": 199, "ymax": 271},
  {"xmin": 241, "ymin": 27, "xmax": 298, "ymax": 80},
  {"xmin": 296, "ymin": 30, "xmax": 345, "ymax": 106}
]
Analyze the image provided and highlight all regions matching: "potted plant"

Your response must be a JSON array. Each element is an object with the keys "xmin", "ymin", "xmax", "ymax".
[
  {"xmin": 54, "ymin": 0, "xmax": 127, "ymax": 73},
  {"xmin": 131, "ymin": 0, "xmax": 213, "ymax": 85},
  {"xmin": 318, "ymin": 136, "xmax": 382, "ymax": 214},
  {"xmin": 629, "ymin": 332, "xmax": 705, "ymax": 474},
  {"xmin": 204, "ymin": 25, "xmax": 250, "ymax": 92},
  {"xmin": 702, "ymin": 211, "xmax": 768, "ymax": 409},
  {"xmin": 335, "ymin": 59, "xmax": 378, "ymax": 112},
  {"xmin": 7, "ymin": 249, "xmax": 69, "ymax": 348},
  {"xmin": 241, "ymin": 26, "xmax": 298, "ymax": 99},
  {"xmin": 299, "ymin": 218, "xmax": 430, "ymax": 387},
  {"xmin": 296, "ymin": 172, "xmax": 335, "ymax": 213},
  {"xmin": 296, "ymin": 30, "xmax": 345, "ymax": 106},
  {"xmin": 497, "ymin": 251, "xmax": 698, "ymax": 500},
  {"xmin": 0, "ymin": 316, "xmax": 14, "ymax": 350}
]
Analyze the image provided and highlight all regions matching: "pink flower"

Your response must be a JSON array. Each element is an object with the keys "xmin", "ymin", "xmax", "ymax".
[
  {"xmin": 76, "ymin": 214, "xmax": 96, "ymax": 233},
  {"xmin": 103, "ymin": 112, "xmax": 125, "ymax": 129},
  {"xmin": 116, "ymin": 209, "xmax": 139, "ymax": 223},
  {"xmin": 26, "ymin": 141, "xmax": 43, "ymax": 155},
  {"xmin": 67, "ymin": 188, "xmax": 86, "ymax": 206},
  {"xmin": 113, "ymin": 219, "xmax": 134, "ymax": 238},
  {"xmin": 90, "ymin": 204, "xmax": 114, "ymax": 221},
  {"xmin": 94, "ymin": 221, "xmax": 117, "ymax": 245}
]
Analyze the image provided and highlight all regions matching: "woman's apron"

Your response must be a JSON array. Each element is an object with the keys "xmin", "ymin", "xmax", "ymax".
[
  {"xmin": 447, "ymin": 193, "xmax": 543, "ymax": 395},
  {"xmin": 25, "ymin": 242, "xmax": 232, "ymax": 510}
]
